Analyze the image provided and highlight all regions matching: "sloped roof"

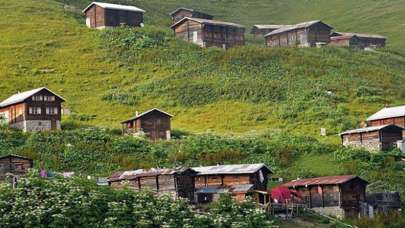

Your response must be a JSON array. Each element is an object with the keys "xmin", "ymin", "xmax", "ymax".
[
  {"xmin": 340, "ymin": 124, "xmax": 404, "ymax": 135},
  {"xmin": 82, "ymin": 2, "xmax": 145, "ymax": 13},
  {"xmin": 108, "ymin": 167, "xmax": 194, "ymax": 182},
  {"xmin": 193, "ymin": 163, "xmax": 271, "ymax": 175},
  {"xmin": 333, "ymin": 32, "xmax": 386, "ymax": 40},
  {"xmin": 169, "ymin": 7, "xmax": 213, "ymax": 17},
  {"xmin": 121, "ymin": 108, "xmax": 173, "ymax": 123},
  {"xmin": 0, "ymin": 87, "xmax": 65, "ymax": 108},
  {"xmin": 283, "ymin": 175, "xmax": 368, "ymax": 188},
  {"xmin": 253, "ymin": 24, "xmax": 289, "ymax": 30},
  {"xmin": 264, "ymin": 20, "xmax": 332, "ymax": 37},
  {"xmin": 230, "ymin": 184, "xmax": 254, "ymax": 193},
  {"xmin": 171, "ymin": 17, "xmax": 244, "ymax": 29},
  {"xmin": 0, "ymin": 154, "xmax": 33, "ymax": 161},
  {"xmin": 367, "ymin": 105, "xmax": 405, "ymax": 121},
  {"xmin": 196, "ymin": 186, "xmax": 229, "ymax": 194}
]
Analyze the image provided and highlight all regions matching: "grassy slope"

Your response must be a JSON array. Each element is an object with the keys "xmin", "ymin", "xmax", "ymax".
[{"xmin": 2, "ymin": 0, "xmax": 405, "ymax": 143}]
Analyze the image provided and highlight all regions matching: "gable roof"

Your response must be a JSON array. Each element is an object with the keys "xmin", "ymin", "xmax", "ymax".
[
  {"xmin": 264, "ymin": 20, "xmax": 332, "ymax": 37},
  {"xmin": 82, "ymin": 2, "xmax": 145, "ymax": 13},
  {"xmin": 340, "ymin": 124, "xmax": 404, "ymax": 135},
  {"xmin": 171, "ymin": 17, "xmax": 244, "ymax": 29},
  {"xmin": 0, "ymin": 154, "xmax": 33, "ymax": 161},
  {"xmin": 121, "ymin": 108, "xmax": 173, "ymax": 123},
  {"xmin": 169, "ymin": 7, "xmax": 213, "ymax": 17},
  {"xmin": 192, "ymin": 163, "xmax": 271, "ymax": 176},
  {"xmin": 0, "ymin": 87, "xmax": 65, "ymax": 108},
  {"xmin": 367, "ymin": 105, "xmax": 405, "ymax": 121},
  {"xmin": 108, "ymin": 167, "xmax": 196, "ymax": 182},
  {"xmin": 332, "ymin": 32, "xmax": 386, "ymax": 40},
  {"xmin": 283, "ymin": 175, "xmax": 368, "ymax": 188},
  {"xmin": 252, "ymin": 24, "xmax": 289, "ymax": 30}
]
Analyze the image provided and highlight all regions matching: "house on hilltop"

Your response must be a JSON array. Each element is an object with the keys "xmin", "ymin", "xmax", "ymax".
[
  {"xmin": 251, "ymin": 25, "xmax": 288, "ymax": 38},
  {"xmin": 283, "ymin": 175, "xmax": 368, "ymax": 218},
  {"xmin": 121, "ymin": 108, "xmax": 172, "ymax": 141},
  {"xmin": 264, "ymin": 20, "xmax": 333, "ymax": 47},
  {"xmin": 0, "ymin": 154, "xmax": 33, "ymax": 181},
  {"xmin": 0, "ymin": 87, "xmax": 65, "ymax": 132},
  {"xmin": 330, "ymin": 32, "xmax": 386, "ymax": 48},
  {"xmin": 171, "ymin": 17, "xmax": 245, "ymax": 49},
  {"xmin": 82, "ymin": 2, "xmax": 145, "ymax": 29},
  {"xmin": 170, "ymin": 7, "xmax": 214, "ymax": 23}
]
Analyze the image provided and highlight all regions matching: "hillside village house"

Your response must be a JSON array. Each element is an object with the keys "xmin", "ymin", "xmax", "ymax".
[
  {"xmin": 251, "ymin": 25, "xmax": 288, "ymax": 38},
  {"xmin": 170, "ymin": 7, "xmax": 214, "ymax": 23},
  {"xmin": 264, "ymin": 20, "xmax": 333, "ymax": 47},
  {"xmin": 121, "ymin": 108, "xmax": 172, "ymax": 141},
  {"xmin": 108, "ymin": 168, "xmax": 197, "ymax": 201},
  {"xmin": 330, "ymin": 32, "xmax": 386, "ymax": 48},
  {"xmin": 82, "ymin": 2, "xmax": 145, "ymax": 29},
  {"xmin": 340, "ymin": 124, "xmax": 403, "ymax": 151},
  {"xmin": 0, "ymin": 155, "xmax": 33, "ymax": 181},
  {"xmin": 0, "ymin": 87, "xmax": 65, "ymax": 132},
  {"xmin": 367, "ymin": 105, "xmax": 405, "ymax": 129},
  {"xmin": 170, "ymin": 17, "xmax": 245, "ymax": 49},
  {"xmin": 193, "ymin": 164, "xmax": 272, "ymax": 204},
  {"xmin": 283, "ymin": 175, "xmax": 368, "ymax": 218}
]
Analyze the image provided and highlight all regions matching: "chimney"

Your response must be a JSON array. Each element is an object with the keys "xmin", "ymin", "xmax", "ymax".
[{"xmin": 135, "ymin": 111, "xmax": 139, "ymax": 116}]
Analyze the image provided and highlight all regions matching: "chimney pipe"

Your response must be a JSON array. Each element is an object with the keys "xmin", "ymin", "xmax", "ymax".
[{"xmin": 135, "ymin": 111, "xmax": 139, "ymax": 116}]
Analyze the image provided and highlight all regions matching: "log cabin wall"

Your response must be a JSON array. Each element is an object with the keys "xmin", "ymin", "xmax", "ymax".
[
  {"xmin": 306, "ymin": 24, "xmax": 332, "ymax": 46},
  {"xmin": 104, "ymin": 9, "xmax": 143, "ymax": 27},
  {"xmin": 0, "ymin": 156, "xmax": 33, "ymax": 180},
  {"xmin": 340, "ymin": 179, "xmax": 367, "ymax": 217},
  {"xmin": 202, "ymin": 25, "xmax": 245, "ymax": 49},
  {"xmin": 369, "ymin": 116, "xmax": 405, "ymax": 128},
  {"xmin": 172, "ymin": 9, "xmax": 194, "ymax": 23},
  {"xmin": 139, "ymin": 112, "xmax": 171, "ymax": 141},
  {"xmin": 85, "ymin": 5, "xmax": 105, "ymax": 28},
  {"xmin": 174, "ymin": 21, "xmax": 204, "ymax": 46}
]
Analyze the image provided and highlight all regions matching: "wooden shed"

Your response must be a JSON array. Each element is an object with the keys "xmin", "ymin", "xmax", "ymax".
[
  {"xmin": 82, "ymin": 2, "xmax": 145, "ymax": 29},
  {"xmin": 264, "ymin": 20, "xmax": 333, "ymax": 47},
  {"xmin": 367, "ymin": 105, "xmax": 405, "ymax": 129},
  {"xmin": 108, "ymin": 167, "xmax": 197, "ymax": 201},
  {"xmin": 0, "ymin": 154, "xmax": 33, "ymax": 181},
  {"xmin": 340, "ymin": 124, "xmax": 403, "ymax": 151},
  {"xmin": 170, "ymin": 7, "xmax": 213, "ymax": 23},
  {"xmin": 251, "ymin": 25, "xmax": 288, "ymax": 38},
  {"xmin": 170, "ymin": 17, "xmax": 245, "ymax": 49},
  {"xmin": 121, "ymin": 108, "xmax": 172, "ymax": 141},
  {"xmin": 330, "ymin": 32, "xmax": 386, "ymax": 48},
  {"xmin": 0, "ymin": 87, "xmax": 65, "ymax": 132},
  {"xmin": 283, "ymin": 175, "xmax": 368, "ymax": 218}
]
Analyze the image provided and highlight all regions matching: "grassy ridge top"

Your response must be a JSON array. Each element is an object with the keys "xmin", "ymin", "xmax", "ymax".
[{"xmin": 1, "ymin": 0, "xmax": 405, "ymax": 142}]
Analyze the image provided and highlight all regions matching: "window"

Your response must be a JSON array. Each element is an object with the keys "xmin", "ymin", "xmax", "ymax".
[
  {"xmin": 32, "ymin": 96, "xmax": 43, "ymax": 101},
  {"xmin": 44, "ymin": 96, "xmax": 55, "ymax": 101},
  {"xmin": 46, "ymin": 107, "xmax": 58, "ymax": 115},
  {"xmin": 29, "ymin": 107, "xmax": 42, "ymax": 115}
]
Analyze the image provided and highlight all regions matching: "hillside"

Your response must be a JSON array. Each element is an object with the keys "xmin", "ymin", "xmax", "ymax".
[{"xmin": 2, "ymin": 0, "xmax": 405, "ymax": 142}]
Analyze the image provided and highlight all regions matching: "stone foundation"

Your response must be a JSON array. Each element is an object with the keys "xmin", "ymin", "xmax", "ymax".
[
  {"xmin": 312, "ymin": 206, "xmax": 345, "ymax": 219},
  {"xmin": 10, "ymin": 120, "xmax": 60, "ymax": 132},
  {"xmin": 343, "ymin": 139, "xmax": 381, "ymax": 151}
]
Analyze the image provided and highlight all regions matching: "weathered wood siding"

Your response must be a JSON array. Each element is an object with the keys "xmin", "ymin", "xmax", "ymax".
[
  {"xmin": 266, "ymin": 24, "xmax": 331, "ymax": 47},
  {"xmin": 174, "ymin": 20, "xmax": 204, "ymax": 46},
  {"xmin": 105, "ymin": 9, "xmax": 143, "ymax": 27},
  {"xmin": 0, "ymin": 156, "xmax": 33, "ymax": 180},
  {"xmin": 85, "ymin": 5, "xmax": 105, "ymax": 28},
  {"xmin": 202, "ymin": 24, "xmax": 245, "ymax": 49},
  {"xmin": 172, "ymin": 9, "xmax": 194, "ymax": 23}
]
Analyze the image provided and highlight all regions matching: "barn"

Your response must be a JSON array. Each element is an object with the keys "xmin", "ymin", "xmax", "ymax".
[
  {"xmin": 121, "ymin": 108, "xmax": 172, "ymax": 141},
  {"xmin": 330, "ymin": 32, "xmax": 386, "ymax": 48},
  {"xmin": 283, "ymin": 175, "xmax": 368, "ymax": 218},
  {"xmin": 340, "ymin": 124, "xmax": 403, "ymax": 151},
  {"xmin": 0, "ymin": 154, "xmax": 33, "ymax": 181},
  {"xmin": 367, "ymin": 105, "xmax": 405, "ymax": 129},
  {"xmin": 170, "ymin": 7, "xmax": 213, "ymax": 23},
  {"xmin": 251, "ymin": 25, "xmax": 288, "ymax": 38},
  {"xmin": 82, "ymin": 2, "xmax": 145, "ymax": 29},
  {"xmin": 170, "ymin": 17, "xmax": 245, "ymax": 49},
  {"xmin": 264, "ymin": 20, "xmax": 333, "ymax": 47}
]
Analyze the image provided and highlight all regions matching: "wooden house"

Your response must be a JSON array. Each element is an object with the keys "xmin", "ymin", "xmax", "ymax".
[
  {"xmin": 367, "ymin": 105, "xmax": 405, "ymax": 129},
  {"xmin": 264, "ymin": 20, "xmax": 333, "ymax": 47},
  {"xmin": 121, "ymin": 108, "xmax": 172, "ymax": 141},
  {"xmin": 170, "ymin": 17, "xmax": 245, "ymax": 49},
  {"xmin": 0, "ymin": 155, "xmax": 33, "ymax": 181},
  {"xmin": 340, "ymin": 125, "xmax": 403, "ymax": 151},
  {"xmin": 330, "ymin": 32, "xmax": 386, "ymax": 48},
  {"xmin": 170, "ymin": 7, "xmax": 213, "ymax": 23},
  {"xmin": 366, "ymin": 192, "xmax": 401, "ymax": 215},
  {"xmin": 251, "ymin": 25, "xmax": 288, "ymax": 38},
  {"xmin": 0, "ymin": 87, "xmax": 65, "ymax": 132},
  {"xmin": 82, "ymin": 2, "xmax": 145, "ymax": 29},
  {"xmin": 107, "ymin": 167, "xmax": 197, "ymax": 201},
  {"xmin": 283, "ymin": 175, "xmax": 368, "ymax": 218},
  {"xmin": 192, "ymin": 164, "xmax": 272, "ymax": 204}
]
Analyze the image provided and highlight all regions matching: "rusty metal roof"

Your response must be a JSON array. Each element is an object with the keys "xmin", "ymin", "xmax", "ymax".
[
  {"xmin": 283, "ymin": 175, "xmax": 368, "ymax": 188},
  {"xmin": 171, "ymin": 17, "xmax": 245, "ymax": 29}
]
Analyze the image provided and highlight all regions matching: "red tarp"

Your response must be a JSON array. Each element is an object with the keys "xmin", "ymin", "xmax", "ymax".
[{"xmin": 271, "ymin": 186, "xmax": 302, "ymax": 203}]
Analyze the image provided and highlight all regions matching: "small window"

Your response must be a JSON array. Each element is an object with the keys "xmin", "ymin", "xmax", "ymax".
[{"xmin": 37, "ymin": 107, "xmax": 42, "ymax": 114}]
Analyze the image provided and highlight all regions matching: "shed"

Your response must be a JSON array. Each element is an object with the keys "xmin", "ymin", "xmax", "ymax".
[
  {"xmin": 330, "ymin": 32, "xmax": 386, "ymax": 48},
  {"xmin": 340, "ymin": 124, "xmax": 403, "ymax": 151},
  {"xmin": 170, "ymin": 7, "xmax": 213, "ymax": 23},
  {"xmin": 251, "ymin": 25, "xmax": 288, "ymax": 38},
  {"xmin": 264, "ymin": 20, "xmax": 333, "ymax": 47},
  {"xmin": 0, "ymin": 154, "xmax": 33, "ymax": 181},
  {"xmin": 170, "ymin": 17, "xmax": 245, "ymax": 49},
  {"xmin": 121, "ymin": 108, "xmax": 172, "ymax": 141},
  {"xmin": 283, "ymin": 175, "xmax": 368, "ymax": 218},
  {"xmin": 82, "ymin": 2, "xmax": 145, "ymax": 29}
]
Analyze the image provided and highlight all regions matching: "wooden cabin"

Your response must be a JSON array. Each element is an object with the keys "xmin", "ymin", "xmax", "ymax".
[
  {"xmin": 192, "ymin": 164, "xmax": 272, "ymax": 204},
  {"xmin": 170, "ymin": 7, "xmax": 213, "ymax": 23},
  {"xmin": 0, "ymin": 87, "xmax": 65, "ymax": 132},
  {"xmin": 170, "ymin": 17, "xmax": 245, "ymax": 49},
  {"xmin": 108, "ymin": 168, "xmax": 197, "ymax": 201},
  {"xmin": 367, "ymin": 105, "xmax": 405, "ymax": 129},
  {"xmin": 330, "ymin": 32, "xmax": 386, "ymax": 48},
  {"xmin": 264, "ymin": 20, "xmax": 333, "ymax": 47},
  {"xmin": 340, "ymin": 125, "xmax": 403, "ymax": 151},
  {"xmin": 251, "ymin": 25, "xmax": 288, "ymax": 38},
  {"xmin": 121, "ymin": 108, "xmax": 172, "ymax": 141},
  {"xmin": 283, "ymin": 175, "xmax": 368, "ymax": 218},
  {"xmin": 82, "ymin": 2, "xmax": 145, "ymax": 29},
  {"xmin": 366, "ymin": 192, "xmax": 401, "ymax": 216},
  {"xmin": 0, "ymin": 155, "xmax": 33, "ymax": 181}
]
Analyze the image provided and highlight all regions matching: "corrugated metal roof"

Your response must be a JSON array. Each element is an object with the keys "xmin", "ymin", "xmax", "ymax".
[
  {"xmin": 253, "ymin": 25, "xmax": 289, "ymax": 30},
  {"xmin": 264, "ymin": 20, "xmax": 332, "ymax": 37},
  {"xmin": 193, "ymin": 163, "xmax": 271, "ymax": 175},
  {"xmin": 82, "ymin": 2, "xmax": 145, "ymax": 13},
  {"xmin": 169, "ymin": 7, "xmax": 213, "ymax": 17},
  {"xmin": 171, "ymin": 17, "xmax": 245, "ymax": 29},
  {"xmin": 339, "ymin": 124, "xmax": 398, "ymax": 135},
  {"xmin": 121, "ymin": 108, "xmax": 173, "ymax": 123},
  {"xmin": 333, "ymin": 32, "xmax": 386, "ymax": 40},
  {"xmin": 230, "ymin": 184, "xmax": 254, "ymax": 193},
  {"xmin": 367, "ymin": 105, "xmax": 405, "ymax": 121},
  {"xmin": 108, "ymin": 167, "xmax": 194, "ymax": 182},
  {"xmin": 196, "ymin": 187, "xmax": 229, "ymax": 194},
  {"xmin": 0, "ymin": 87, "xmax": 65, "ymax": 108},
  {"xmin": 283, "ymin": 175, "xmax": 368, "ymax": 188}
]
